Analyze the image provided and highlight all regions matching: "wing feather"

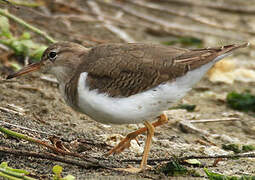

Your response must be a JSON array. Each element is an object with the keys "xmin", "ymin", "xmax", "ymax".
[{"xmin": 76, "ymin": 43, "xmax": 243, "ymax": 97}]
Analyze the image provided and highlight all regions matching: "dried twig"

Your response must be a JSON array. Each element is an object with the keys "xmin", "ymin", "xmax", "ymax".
[
  {"xmin": 130, "ymin": 0, "xmax": 255, "ymax": 35},
  {"xmin": 189, "ymin": 117, "xmax": 239, "ymax": 123},
  {"xmin": 180, "ymin": 153, "xmax": 255, "ymax": 161},
  {"xmin": 87, "ymin": 1, "xmax": 135, "ymax": 43},
  {"xmin": 213, "ymin": 158, "xmax": 223, "ymax": 167},
  {"xmin": 178, "ymin": 120, "xmax": 239, "ymax": 143},
  {"xmin": 0, "ymin": 79, "xmax": 18, "ymax": 83},
  {"xmin": 121, "ymin": 153, "xmax": 255, "ymax": 164},
  {"xmin": 0, "ymin": 126, "xmax": 80, "ymax": 157},
  {"xmin": 49, "ymin": 1, "xmax": 86, "ymax": 14},
  {"xmin": 97, "ymin": 0, "xmax": 248, "ymax": 40},
  {"xmin": 7, "ymin": 104, "xmax": 26, "ymax": 113},
  {"xmin": 0, "ymin": 121, "xmax": 54, "ymax": 136},
  {"xmin": 0, "ymin": 147, "xmax": 100, "ymax": 169},
  {"xmin": 15, "ymin": 85, "xmax": 42, "ymax": 91},
  {"xmin": 179, "ymin": 120, "xmax": 210, "ymax": 136},
  {"xmin": 0, "ymin": 126, "xmax": 113, "ymax": 169},
  {"xmin": 167, "ymin": 0, "xmax": 255, "ymax": 14},
  {"xmin": 0, "ymin": 106, "xmax": 24, "ymax": 116}
]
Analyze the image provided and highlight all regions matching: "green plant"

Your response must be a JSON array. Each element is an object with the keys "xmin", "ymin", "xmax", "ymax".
[
  {"xmin": 0, "ymin": 15, "xmax": 47, "ymax": 62},
  {"xmin": 162, "ymin": 37, "xmax": 203, "ymax": 47},
  {"xmin": 227, "ymin": 92, "xmax": 255, "ymax": 112},
  {"xmin": 52, "ymin": 165, "xmax": 75, "ymax": 180},
  {"xmin": 204, "ymin": 168, "xmax": 255, "ymax": 180},
  {"xmin": 0, "ymin": 162, "xmax": 36, "ymax": 180}
]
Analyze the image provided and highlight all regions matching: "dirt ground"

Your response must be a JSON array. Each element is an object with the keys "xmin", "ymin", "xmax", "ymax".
[{"xmin": 1, "ymin": 0, "xmax": 255, "ymax": 179}]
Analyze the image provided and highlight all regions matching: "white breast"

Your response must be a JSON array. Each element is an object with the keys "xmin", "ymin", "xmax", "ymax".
[{"xmin": 77, "ymin": 53, "xmax": 230, "ymax": 124}]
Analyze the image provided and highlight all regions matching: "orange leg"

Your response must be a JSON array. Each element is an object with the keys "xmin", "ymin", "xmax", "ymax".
[
  {"xmin": 106, "ymin": 113, "xmax": 168, "ymax": 158},
  {"xmin": 140, "ymin": 120, "xmax": 154, "ymax": 169}
]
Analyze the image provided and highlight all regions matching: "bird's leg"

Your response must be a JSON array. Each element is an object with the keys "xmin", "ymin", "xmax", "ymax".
[
  {"xmin": 114, "ymin": 120, "xmax": 155, "ymax": 173},
  {"xmin": 106, "ymin": 125, "xmax": 147, "ymax": 155},
  {"xmin": 106, "ymin": 113, "xmax": 168, "ymax": 156},
  {"xmin": 140, "ymin": 120, "xmax": 154, "ymax": 169}
]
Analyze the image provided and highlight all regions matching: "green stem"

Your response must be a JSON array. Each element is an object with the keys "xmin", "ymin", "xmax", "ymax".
[
  {"xmin": 0, "ymin": 126, "xmax": 78, "ymax": 156},
  {"xmin": 0, "ymin": 168, "xmax": 25, "ymax": 178},
  {"xmin": 0, "ymin": 9, "xmax": 56, "ymax": 43},
  {"xmin": 0, "ymin": 172, "xmax": 21, "ymax": 180},
  {"xmin": 0, "ymin": 126, "xmax": 37, "ymax": 143},
  {"xmin": 8, "ymin": 0, "xmax": 42, "ymax": 7},
  {"xmin": 0, "ymin": 168, "xmax": 36, "ymax": 180}
]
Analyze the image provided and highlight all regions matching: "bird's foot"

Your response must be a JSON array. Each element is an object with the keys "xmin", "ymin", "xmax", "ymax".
[
  {"xmin": 106, "ymin": 113, "xmax": 168, "ymax": 156},
  {"xmin": 106, "ymin": 131, "xmax": 140, "ymax": 155}
]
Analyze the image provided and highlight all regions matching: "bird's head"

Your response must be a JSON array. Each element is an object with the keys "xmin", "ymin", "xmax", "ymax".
[{"xmin": 7, "ymin": 42, "xmax": 88, "ymax": 82}]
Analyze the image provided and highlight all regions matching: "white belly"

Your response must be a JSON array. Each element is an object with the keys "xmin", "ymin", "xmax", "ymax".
[{"xmin": 76, "ymin": 58, "xmax": 220, "ymax": 124}]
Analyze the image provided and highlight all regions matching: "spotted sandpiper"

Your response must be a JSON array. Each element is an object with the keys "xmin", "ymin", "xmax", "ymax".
[{"xmin": 7, "ymin": 42, "xmax": 249, "ymax": 172}]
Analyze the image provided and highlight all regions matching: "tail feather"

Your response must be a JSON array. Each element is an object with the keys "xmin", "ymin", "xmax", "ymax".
[
  {"xmin": 175, "ymin": 42, "xmax": 249, "ymax": 70},
  {"xmin": 219, "ymin": 42, "xmax": 249, "ymax": 55}
]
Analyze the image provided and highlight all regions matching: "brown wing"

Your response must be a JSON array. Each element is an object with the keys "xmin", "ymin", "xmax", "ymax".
[{"xmin": 78, "ymin": 43, "xmax": 245, "ymax": 97}]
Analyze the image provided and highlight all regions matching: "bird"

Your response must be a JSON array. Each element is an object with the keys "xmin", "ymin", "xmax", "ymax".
[{"xmin": 7, "ymin": 41, "xmax": 249, "ymax": 172}]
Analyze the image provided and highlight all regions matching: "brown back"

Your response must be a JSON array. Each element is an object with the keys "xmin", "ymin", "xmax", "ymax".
[{"xmin": 75, "ymin": 43, "xmax": 244, "ymax": 97}]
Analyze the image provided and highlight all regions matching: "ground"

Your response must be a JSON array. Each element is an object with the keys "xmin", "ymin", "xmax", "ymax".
[{"xmin": 0, "ymin": 0, "xmax": 255, "ymax": 179}]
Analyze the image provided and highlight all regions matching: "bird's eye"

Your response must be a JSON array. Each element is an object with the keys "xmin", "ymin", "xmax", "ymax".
[{"xmin": 48, "ymin": 51, "xmax": 57, "ymax": 61}]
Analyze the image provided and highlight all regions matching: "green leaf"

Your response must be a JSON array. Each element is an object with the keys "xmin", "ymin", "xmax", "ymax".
[
  {"xmin": 0, "ymin": 172, "xmax": 21, "ymax": 180},
  {"xmin": 159, "ymin": 160, "xmax": 188, "ymax": 176},
  {"xmin": 0, "ymin": 15, "xmax": 12, "ymax": 38},
  {"xmin": 227, "ymin": 92, "xmax": 255, "ymax": 112},
  {"xmin": 0, "ymin": 162, "xmax": 35, "ymax": 180},
  {"xmin": 52, "ymin": 165, "xmax": 63, "ymax": 176},
  {"xmin": 242, "ymin": 145, "xmax": 255, "ymax": 152},
  {"xmin": 222, "ymin": 144, "xmax": 241, "ymax": 154},
  {"xmin": 162, "ymin": 37, "xmax": 203, "ymax": 47},
  {"xmin": 19, "ymin": 39, "xmax": 35, "ymax": 50},
  {"xmin": 11, "ymin": 40, "xmax": 28, "ymax": 55},
  {"xmin": 24, "ymin": 176, "xmax": 38, "ymax": 180},
  {"xmin": 0, "ymin": 162, "xmax": 8, "ymax": 168},
  {"xmin": 204, "ymin": 168, "xmax": 225, "ymax": 180},
  {"xmin": 52, "ymin": 165, "xmax": 76, "ymax": 180},
  {"xmin": 179, "ymin": 37, "xmax": 202, "ymax": 47},
  {"xmin": 161, "ymin": 40, "xmax": 177, "ymax": 46},
  {"xmin": 170, "ymin": 104, "xmax": 196, "ymax": 112},
  {"xmin": 6, "ymin": 167, "xmax": 29, "ymax": 175},
  {"xmin": 30, "ymin": 45, "xmax": 47, "ymax": 61},
  {"xmin": 20, "ymin": 32, "xmax": 31, "ymax": 40},
  {"xmin": 0, "ymin": 16, "xmax": 47, "ymax": 63},
  {"xmin": 0, "ymin": 167, "xmax": 26, "ymax": 178},
  {"xmin": 204, "ymin": 168, "xmax": 255, "ymax": 180},
  {"xmin": 10, "ymin": 62, "xmax": 22, "ymax": 71}
]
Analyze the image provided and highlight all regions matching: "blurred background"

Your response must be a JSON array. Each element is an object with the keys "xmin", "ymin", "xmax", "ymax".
[{"xmin": 0, "ymin": 0, "xmax": 255, "ymax": 179}]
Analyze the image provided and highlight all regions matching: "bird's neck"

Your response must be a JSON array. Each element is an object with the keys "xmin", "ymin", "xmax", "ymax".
[
  {"xmin": 50, "ymin": 66, "xmax": 74, "ymax": 85},
  {"xmin": 53, "ymin": 65, "xmax": 81, "ymax": 111}
]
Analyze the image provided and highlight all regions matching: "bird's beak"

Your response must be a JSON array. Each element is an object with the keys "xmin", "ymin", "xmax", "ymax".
[{"xmin": 6, "ymin": 62, "xmax": 42, "ymax": 79}]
